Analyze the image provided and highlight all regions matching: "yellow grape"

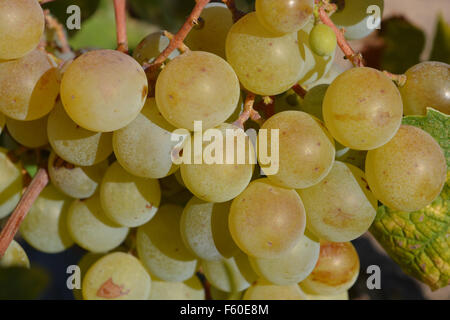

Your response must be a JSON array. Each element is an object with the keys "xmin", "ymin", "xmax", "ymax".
[
  {"xmin": 20, "ymin": 184, "xmax": 74, "ymax": 253},
  {"xmin": 155, "ymin": 51, "xmax": 240, "ymax": 131},
  {"xmin": 229, "ymin": 178, "xmax": 306, "ymax": 258},
  {"xmin": 365, "ymin": 125, "xmax": 447, "ymax": 212},
  {"xmin": 323, "ymin": 67, "xmax": 403, "ymax": 150},
  {"xmin": 61, "ymin": 50, "xmax": 148, "ymax": 132},
  {"xmin": 73, "ymin": 253, "xmax": 105, "ymax": 300},
  {"xmin": 0, "ymin": 240, "xmax": 30, "ymax": 268},
  {"xmin": 345, "ymin": 163, "xmax": 378, "ymax": 208},
  {"xmin": 210, "ymin": 287, "xmax": 243, "ymax": 300},
  {"xmin": 113, "ymin": 98, "xmax": 179, "ymax": 179},
  {"xmin": 136, "ymin": 204, "xmax": 198, "ymax": 282},
  {"xmin": 300, "ymin": 241, "xmax": 360, "ymax": 296},
  {"xmin": 100, "ymin": 162, "xmax": 161, "ymax": 228},
  {"xmin": 297, "ymin": 161, "xmax": 376, "ymax": 242},
  {"xmin": 226, "ymin": 12, "xmax": 304, "ymax": 96},
  {"xmin": 0, "ymin": 147, "xmax": 23, "ymax": 219},
  {"xmin": 133, "ymin": 31, "xmax": 179, "ymax": 65},
  {"xmin": 47, "ymin": 101, "xmax": 113, "ymax": 166},
  {"xmin": 0, "ymin": 0, "xmax": 44, "ymax": 60},
  {"xmin": 306, "ymin": 291, "xmax": 349, "ymax": 300},
  {"xmin": 148, "ymin": 275, "xmax": 205, "ymax": 300},
  {"xmin": 6, "ymin": 115, "xmax": 49, "ymax": 148},
  {"xmin": 67, "ymin": 194, "xmax": 129, "ymax": 253},
  {"xmin": 0, "ymin": 49, "xmax": 59, "ymax": 121},
  {"xmin": 82, "ymin": 252, "xmax": 151, "ymax": 300},
  {"xmin": 243, "ymin": 280, "xmax": 308, "ymax": 300}
]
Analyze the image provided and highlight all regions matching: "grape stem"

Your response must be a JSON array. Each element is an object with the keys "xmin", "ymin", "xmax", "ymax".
[
  {"xmin": 383, "ymin": 71, "xmax": 407, "ymax": 87},
  {"xmin": 233, "ymin": 92, "xmax": 262, "ymax": 128},
  {"xmin": 113, "ymin": 0, "xmax": 128, "ymax": 54},
  {"xmin": 292, "ymin": 84, "xmax": 308, "ymax": 99},
  {"xmin": 222, "ymin": 0, "xmax": 245, "ymax": 22},
  {"xmin": 0, "ymin": 168, "xmax": 49, "ymax": 258},
  {"xmin": 39, "ymin": 0, "xmax": 56, "ymax": 4},
  {"xmin": 43, "ymin": 10, "xmax": 71, "ymax": 54}
]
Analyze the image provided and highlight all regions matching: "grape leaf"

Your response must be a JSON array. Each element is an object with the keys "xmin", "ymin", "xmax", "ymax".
[
  {"xmin": 430, "ymin": 14, "xmax": 450, "ymax": 64},
  {"xmin": 0, "ymin": 267, "xmax": 49, "ymax": 299}
]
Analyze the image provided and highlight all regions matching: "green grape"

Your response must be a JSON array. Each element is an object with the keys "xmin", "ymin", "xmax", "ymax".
[
  {"xmin": 6, "ymin": 116, "xmax": 49, "ymax": 148},
  {"xmin": 180, "ymin": 123, "xmax": 255, "ymax": 203},
  {"xmin": 260, "ymin": 111, "xmax": 335, "ymax": 189},
  {"xmin": 309, "ymin": 24, "xmax": 337, "ymax": 57},
  {"xmin": 155, "ymin": 51, "xmax": 240, "ymax": 131},
  {"xmin": 300, "ymin": 84, "xmax": 328, "ymax": 120},
  {"xmin": 113, "ymin": 98, "xmax": 179, "ymax": 179},
  {"xmin": 73, "ymin": 252, "xmax": 104, "ymax": 300},
  {"xmin": 100, "ymin": 161, "xmax": 161, "ymax": 228},
  {"xmin": 273, "ymin": 91, "xmax": 303, "ymax": 114},
  {"xmin": 300, "ymin": 241, "xmax": 359, "ymax": 296},
  {"xmin": 20, "ymin": 184, "xmax": 74, "ymax": 253},
  {"xmin": 336, "ymin": 148, "xmax": 367, "ymax": 170},
  {"xmin": 159, "ymin": 173, "xmax": 186, "ymax": 197},
  {"xmin": 48, "ymin": 152, "xmax": 108, "ymax": 199},
  {"xmin": 243, "ymin": 280, "xmax": 308, "ymax": 300},
  {"xmin": 297, "ymin": 161, "xmax": 376, "ymax": 242},
  {"xmin": 136, "ymin": 204, "xmax": 197, "ymax": 282},
  {"xmin": 0, "ymin": 147, "xmax": 23, "ymax": 219},
  {"xmin": 229, "ymin": 178, "xmax": 306, "ymax": 258},
  {"xmin": 174, "ymin": 170, "xmax": 185, "ymax": 188},
  {"xmin": 365, "ymin": 125, "xmax": 447, "ymax": 212},
  {"xmin": 0, "ymin": 0, "xmax": 44, "ymax": 60},
  {"xmin": 323, "ymin": 67, "xmax": 403, "ymax": 150},
  {"xmin": 47, "ymin": 101, "xmax": 113, "ymax": 166},
  {"xmin": 82, "ymin": 252, "xmax": 151, "ymax": 300},
  {"xmin": 67, "ymin": 194, "xmax": 129, "ymax": 253},
  {"xmin": 210, "ymin": 287, "xmax": 243, "ymax": 300},
  {"xmin": 345, "ymin": 163, "xmax": 378, "ymax": 208},
  {"xmin": 202, "ymin": 250, "xmax": 257, "ymax": 293},
  {"xmin": 0, "ymin": 240, "xmax": 30, "ymax": 268},
  {"xmin": 148, "ymin": 275, "xmax": 205, "ymax": 300},
  {"xmin": 133, "ymin": 31, "xmax": 179, "ymax": 65},
  {"xmin": 249, "ymin": 234, "xmax": 320, "ymax": 285},
  {"xmin": 399, "ymin": 61, "xmax": 450, "ymax": 115},
  {"xmin": 255, "ymin": 0, "xmax": 314, "ymax": 35},
  {"xmin": 226, "ymin": 12, "xmax": 305, "ymax": 96},
  {"xmin": 0, "ymin": 49, "xmax": 59, "ymax": 121},
  {"xmin": 331, "ymin": 0, "xmax": 384, "ymax": 40},
  {"xmin": 0, "ymin": 113, "xmax": 5, "ymax": 135},
  {"xmin": 306, "ymin": 291, "xmax": 349, "ymax": 300},
  {"xmin": 61, "ymin": 49, "xmax": 147, "ymax": 132},
  {"xmin": 180, "ymin": 197, "xmax": 238, "ymax": 261},
  {"xmin": 185, "ymin": 3, "xmax": 233, "ymax": 59}
]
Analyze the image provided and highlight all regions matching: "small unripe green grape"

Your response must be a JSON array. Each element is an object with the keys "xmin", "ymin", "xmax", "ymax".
[
  {"xmin": 133, "ymin": 31, "xmax": 180, "ymax": 65},
  {"xmin": 309, "ymin": 24, "xmax": 337, "ymax": 57}
]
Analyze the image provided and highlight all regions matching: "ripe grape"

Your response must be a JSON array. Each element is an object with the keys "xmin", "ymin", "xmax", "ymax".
[
  {"xmin": 180, "ymin": 197, "xmax": 238, "ymax": 261},
  {"xmin": 185, "ymin": 3, "xmax": 233, "ymax": 59},
  {"xmin": 0, "ymin": 49, "xmax": 59, "ymax": 121},
  {"xmin": 365, "ymin": 125, "xmax": 447, "ymax": 212},
  {"xmin": 249, "ymin": 234, "xmax": 320, "ymax": 285},
  {"xmin": 300, "ymin": 241, "xmax": 360, "ymax": 295},
  {"xmin": 20, "ymin": 184, "xmax": 74, "ymax": 253},
  {"xmin": 156, "ymin": 51, "xmax": 240, "ymax": 131},
  {"xmin": 0, "ymin": 147, "xmax": 23, "ymax": 219},
  {"xmin": 306, "ymin": 291, "xmax": 349, "ymax": 300},
  {"xmin": 226, "ymin": 12, "xmax": 305, "ymax": 96},
  {"xmin": 100, "ymin": 161, "xmax": 161, "ymax": 228},
  {"xmin": 323, "ymin": 67, "xmax": 403, "ymax": 150},
  {"xmin": 210, "ymin": 288, "xmax": 243, "ymax": 300},
  {"xmin": 309, "ymin": 24, "xmax": 337, "ymax": 57},
  {"xmin": 133, "ymin": 31, "xmax": 179, "ymax": 65},
  {"xmin": 229, "ymin": 178, "xmax": 306, "ymax": 258},
  {"xmin": 73, "ymin": 253, "xmax": 104, "ymax": 300},
  {"xmin": 0, "ymin": 240, "xmax": 30, "ymax": 268},
  {"xmin": 113, "ymin": 98, "xmax": 179, "ymax": 179},
  {"xmin": 61, "ymin": 50, "xmax": 148, "ymax": 132},
  {"xmin": 48, "ymin": 152, "xmax": 108, "ymax": 199},
  {"xmin": 148, "ymin": 275, "xmax": 205, "ymax": 300},
  {"xmin": 243, "ymin": 280, "xmax": 308, "ymax": 300},
  {"xmin": 297, "ymin": 161, "xmax": 376, "ymax": 242},
  {"xmin": 47, "ymin": 101, "xmax": 113, "ymax": 166},
  {"xmin": 136, "ymin": 204, "xmax": 197, "ymax": 282},
  {"xmin": 399, "ymin": 61, "xmax": 450, "ymax": 115},
  {"xmin": 6, "ymin": 116, "xmax": 49, "ymax": 148},
  {"xmin": 0, "ymin": 0, "xmax": 44, "ymax": 60},
  {"xmin": 260, "ymin": 111, "xmax": 335, "ymax": 189},
  {"xmin": 67, "ymin": 194, "xmax": 129, "ymax": 253},
  {"xmin": 82, "ymin": 252, "xmax": 151, "ymax": 300},
  {"xmin": 255, "ymin": 0, "xmax": 314, "ymax": 35},
  {"xmin": 0, "ymin": 113, "xmax": 5, "ymax": 134}
]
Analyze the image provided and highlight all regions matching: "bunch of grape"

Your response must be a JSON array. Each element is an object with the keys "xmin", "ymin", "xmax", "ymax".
[{"xmin": 0, "ymin": 0, "xmax": 448, "ymax": 301}]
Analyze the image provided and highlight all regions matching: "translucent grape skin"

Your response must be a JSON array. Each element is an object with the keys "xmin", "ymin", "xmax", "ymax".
[
  {"xmin": 323, "ymin": 67, "xmax": 403, "ymax": 150},
  {"xmin": 0, "ymin": 49, "xmax": 59, "ymax": 121},
  {"xmin": 0, "ymin": 0, "xmax": 44, "ymax": 60},
  {"xmin": 229, "ymin": 178, "xmax": 306, "ymax": 259},
  {"xmin": 297, "ymin": 161, "xmax": 377, "ymax": 242},
  {"xmin": 0, "ymin": 240, "xmax": 30, "ymax": 268},
  {"xmin": 226, "ymin": 12, "xmax": 305, "ymax": 96},
  {"xmin": 148, "ymin": 275, "xmax": 205, "ymax": 300},
  {"xmin": 399, "ymin": 61, "xmax": 450, "ymax": 115},
  {"xmin": 260, "ymin": 111, "xmax": 335, "ymax": 189},
  {"xmin": 82, "ymin": 252, "xmax": 151, "ymax": 300},
  {"xmin": 255, "ymin": 0, "xmax": 314, "ymax": 35},
  {"xmin": 300, "ymin": 241, "xmax": 360, "ymax": 296},
  {"xmin": 47, "ymin": 101, "xmax": 113, "ymax": 166},
  {"xmin": 113, "ymin": 98, "xmax": 179, "ymax": 179},
  {"xmin": 100, "ymin": 162, "xmax": 161, "ymax": 228},
  {"xmin": 20, "ymin": 184, "xmax": 74, "ymax": 254},
  {"xmin": 365, "ymin": 125, "xmax": 447, "ymax": 212},
  {"xmin": 0, "ymin": 147, "xmax": 23, "ymax": 219},
  {"xmin": 243, "ymin": 280, "xmax": 308, "ymax": 300},
  {"xmin": 309, "ymin": 24, "xmax": 337, "ymax": 57},
  {"xmin": 61, "ymin": 49, "xmax": 148, "ymax": 132},
  {"xmin": 133, "ymin": 31, "xmax": 180, "ymax": 65},
  {"xmin": 156, "ymin": 51, "xmax": 240, "ymax": 131},
  {"xmin": 6, "ymin": 116, "xmax": 49, "ymax": 148}
]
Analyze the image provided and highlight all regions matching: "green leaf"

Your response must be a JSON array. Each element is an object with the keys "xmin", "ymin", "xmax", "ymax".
[
  {"xmin": 430, "ymin": 14, "xmax": 450, "ymax": 64},
  {"xmin": 0, "ymin": 267, "xmax": 49, "ymax": 299}
]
